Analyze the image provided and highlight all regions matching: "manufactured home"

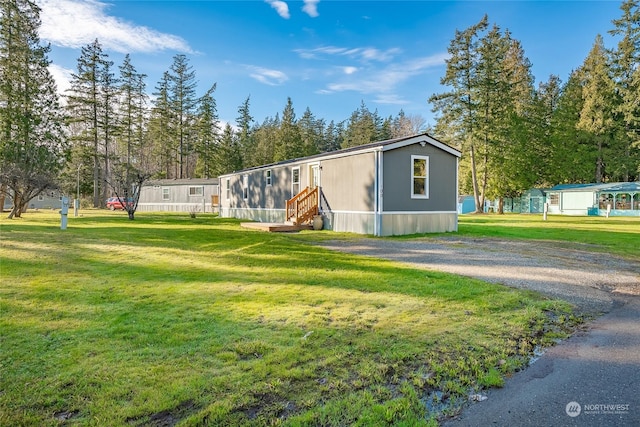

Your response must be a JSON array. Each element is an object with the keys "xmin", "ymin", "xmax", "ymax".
[
  {"xmin": 2, "ymin": 189, "xmax": 65, "ymax": 211},
  {"xmin": 546, "ymin": 182, "xmax": 640, "ymax": 216},
  {"xmin": 219, "ymin": 133, "xmax": 461, "ymax": 236},
  {"xmin": 137, "ymin": 179, "xmax": 219, "ymax": 213}
]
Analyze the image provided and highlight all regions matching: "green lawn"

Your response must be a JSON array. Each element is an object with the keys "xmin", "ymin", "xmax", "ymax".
[
  {"xmin": 457, "ymin": 214, "xmax": 640, "ymax": 259},
  {"xmin": 0, "ymin": 211, "xmax": 605, "ymax": 426}
]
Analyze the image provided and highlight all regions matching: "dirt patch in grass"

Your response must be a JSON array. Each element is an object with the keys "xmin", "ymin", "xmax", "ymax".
[{"xmin": 125, "ymin": 400, "xmax": 198, "ymax": 427}]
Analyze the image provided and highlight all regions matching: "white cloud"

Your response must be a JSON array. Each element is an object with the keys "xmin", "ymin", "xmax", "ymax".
[
  {"xmin": 343, "ymin": 66, "xmax": 358, "ymax": 75},
  {"xmin": 265, "ymin": 0, "xmax": 290, "ymax": 19},
  {"xmin": 37, "ymin": 0, "xmax": 192, "ymax": 53},
  {"xmin": 320, "ymin": 52, "xmax": 448, "ymax": 98},
  {"xmin": 373, "ymin": 94, "xmax": 408, "ymax": 105},
  {"xmin": 295, "ymin": 46, "xmax": 401, "ymax": 62},
  {"xmin": 248, "ymin": 66, "xmax": 288, "ymax": 86},
  {"xmin": 302, "ymin": 0, "xmax": 320, "ymax": 17}
]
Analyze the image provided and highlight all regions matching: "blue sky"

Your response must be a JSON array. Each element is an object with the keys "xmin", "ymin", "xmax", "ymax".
[{"xmin": 39, "ymin": 0, "xmax": 624, "ymax": 129}]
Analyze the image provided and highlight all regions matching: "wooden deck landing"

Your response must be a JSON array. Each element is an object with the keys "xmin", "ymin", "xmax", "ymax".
[{"xmin": 240, "ymin": 222, "xmax": 313, "ymax": 232}]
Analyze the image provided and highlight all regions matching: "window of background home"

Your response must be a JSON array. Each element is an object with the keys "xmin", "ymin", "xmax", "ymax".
[
  {"xmin": 243, "ymin": 175, "xmax": 248, "ymax": 200},
  {"xmin": 188, "ymin": 186, "xmax": 203, "ymax": 197}
]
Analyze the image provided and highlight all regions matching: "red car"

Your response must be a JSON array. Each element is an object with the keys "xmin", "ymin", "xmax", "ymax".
[{"xmin": 106, "ymin": 197, "xmax": 133, "ymax": 210}]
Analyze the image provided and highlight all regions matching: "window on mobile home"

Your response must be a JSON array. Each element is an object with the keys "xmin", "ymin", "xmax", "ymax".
[{"xmin": 411, "ymin": 155, "xmax": 429, "ymax": 199}]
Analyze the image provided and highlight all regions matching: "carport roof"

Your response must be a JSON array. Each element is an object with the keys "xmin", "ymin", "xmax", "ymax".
[{"xmin": 550, "ymin": 182, "xmax": 640, "ymax": 193}]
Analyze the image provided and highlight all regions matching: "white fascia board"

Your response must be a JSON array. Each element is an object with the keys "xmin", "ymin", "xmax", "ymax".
[{"xmin": 382, "ymin": 135, "xmax": 461, "ymax": 158}]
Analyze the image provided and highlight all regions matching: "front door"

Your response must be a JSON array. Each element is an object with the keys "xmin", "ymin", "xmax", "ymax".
[{"xmin": 309, "ymin": 163, "xmax": 320, "ymax": 189}]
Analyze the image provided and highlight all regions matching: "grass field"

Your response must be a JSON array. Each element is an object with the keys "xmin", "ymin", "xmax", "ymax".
[
  {"xmin": 2, "ymin": 211, "xmax": 634, "ymax": 426},
  {"xmin": 455, "ymin": 214, "xmax": 640, "ymax": 259}
]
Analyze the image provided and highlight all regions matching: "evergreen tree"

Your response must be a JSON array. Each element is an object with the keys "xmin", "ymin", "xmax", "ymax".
[
  {"xmin": 298, "ymin": 107, "xmax": 322, "ymax": 157},
  {"xmin": 320, "ymin": 120, "xmax": 343, "ymax": 153},
  {"xmin": 216, "ymin": 123, "xmax": 242, "ymax": 175},
  {"xmin": 107, "ymin": 54, "xmax": 151, "ymax": 220},
  {"xmin": 148, "ymin": 72, "xmax": 174, "ymax": 178},
  {"xmin": 117, "ymin": 54, "xmax": 147, "ymax": 167},
  {"xmin": 609, "ymin": 0, "xmax": 640, "ymax": 181},
  {"xmin": 531, "ymin": 74, "xmax": 562, "ymax": 186},
  {"xmin": 235, "ymin": 95, "xmax": 253, "ymax": 168},
  {"xmin": 0, "ymin": 0, "xmax": 67, "ymax": 218},
  {"xmin": 194, "ymin": 83, "xmax": 220, "ymax": 178},
  {"xmin": 274, "ymin": 97, "xmax": 303, "ymax": 161},
  {"xmin": 169, "ymin": 54, "xmax": 197, "ymax": 178},
  {"xmin": 98, "ymin": 58, "xmax": 118, "ymax": 201},
  {"xmin": 66, "ymin": 39, "xmax": 111, "ymax": 207},
  {"xmin": 549, "ymin": 71, "xmax": 595, "ymax": 184},
  {"xmin": 250, "ymin": 116, "xmax": 279, "ymax": 167},
  {"xmin": 487, "ymin": 32, "xmax": 537, "ymax": 212},
  {"xmin": 576, "ymin": 35, "xmax": 617, "ymax": 183},
  {"xmin": 473, "ymin": 23, "xmax": 510, "ymax": 209},
  {"xmin": 430, "ymin": 16, "xmax": 488, "ymax": 212},
  {"xmin": 342, "ymin": 101, "xmax": 378, "ymax": 148}
]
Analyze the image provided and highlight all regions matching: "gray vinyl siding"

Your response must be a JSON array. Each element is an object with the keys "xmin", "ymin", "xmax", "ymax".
[
  {"xmin": 382, "ymin": 144, "xmax": 457, "ymax": 212},
  {"xmin": 137, "ymin": 179, "xmax": 218, "ymax": 212},
  {"xmin": 218, "ymin": 133, "xmax": 461, "ymax": 234},
  {"xmin": 224, "ymin": 165, "xmax": 294, "ymax": 210},
  {"xmin": 319, "ymin": 152, "xmax": 376, "ymax": 212}
]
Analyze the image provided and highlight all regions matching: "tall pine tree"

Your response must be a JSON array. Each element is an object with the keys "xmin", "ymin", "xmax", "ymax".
[
  {"xmin": 66, "ymin": 39, "xmax": 111, "ymax": 207},
  {"xmin": 169, "ymin": 54, "xmax": 197, "ymax": 178},
  {"xmin": 0, "ymin": 0, "xmax": 67, "ymax": 218},
  {"xmin": 576, "ymin": 35, "xmax": 617, "ymax": 183}
]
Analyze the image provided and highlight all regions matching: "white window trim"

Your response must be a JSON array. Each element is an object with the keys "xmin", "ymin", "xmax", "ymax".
[
  {"xmin": 309, "ymin": 162, "xmax": 320, "ymax": 189},
  {"xmin": 266, "ymin": 169, "xmax": 272, "ymax": 186},
  {"xmin": 292, "ymin": 167, "xmax": 300, "ymax": 196},
  {"xmin": 411, "ymin": 155, "xmax": 429, "ymax": 199},
  {"xmin": 162, "ymin": 188, "xmax": 170, "ymax": 200},
  {"xmin": 225, "ymin": 178, "xmax": 230, "ymax": 200},
  {"xmin": 242, "ymin": 175, "xmax": 248, "ymax": 200}
]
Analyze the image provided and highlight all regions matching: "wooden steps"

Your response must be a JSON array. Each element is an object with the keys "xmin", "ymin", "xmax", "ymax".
[{"xmin": 240, "ymin": 222, "xmax": 313, "ymax": 232}]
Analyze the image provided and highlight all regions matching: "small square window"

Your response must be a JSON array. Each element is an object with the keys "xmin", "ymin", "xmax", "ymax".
[
  {"xmin": 189, "ymin": 186, "xmax": 203, "ymax": 197},
  {"xmin": 162, "ymin": 188, "xmax": 170, "ymax": 200}
]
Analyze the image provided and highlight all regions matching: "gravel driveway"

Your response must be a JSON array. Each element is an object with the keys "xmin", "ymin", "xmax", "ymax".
[
  {"xmin": 320, "ymin": 237, "xmax": 640, "ymax": 425},
  {"xmin": 319, "ymin": 237, "xmax": 640, "ymax": 315}
]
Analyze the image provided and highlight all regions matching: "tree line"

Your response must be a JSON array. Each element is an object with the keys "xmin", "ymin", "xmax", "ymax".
[
  {"xmin": 1, "ymin": 0, "xmax": 638, "ymax": 218},
  {"xmin": 431, "ymin": 2, "xmax": 639, "ymax": 212}
]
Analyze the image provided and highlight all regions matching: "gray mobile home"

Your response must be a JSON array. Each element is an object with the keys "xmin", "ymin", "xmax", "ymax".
[
  {"xmin": 219, "ymin": 133, "xmax": 461, "ymax": 236},
  {"xmin": 137, "ymin": 179, "xmax": 219, "ymax": 213},
  {"xmin": 2, "ymin": 189, "xmax": 65, "ymax": 211}
]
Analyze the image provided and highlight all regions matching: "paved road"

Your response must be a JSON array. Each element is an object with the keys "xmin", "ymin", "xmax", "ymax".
[
  {"xmin": 320, "ymin": 237, "xmax": 640, "ymax": 426},
  {"xmin": 443, "ymin": 295, "xmax": 640, "ymax": 427}
]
